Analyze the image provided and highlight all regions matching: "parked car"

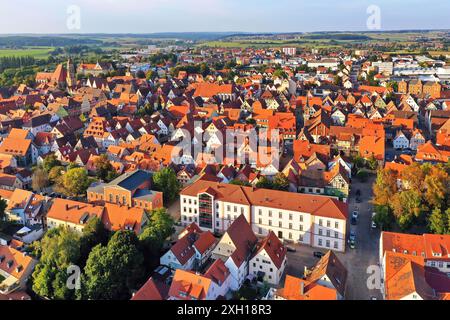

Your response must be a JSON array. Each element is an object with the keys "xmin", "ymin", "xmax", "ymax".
[
  {"xmin": 371, "ymin": 212, "xmax": 377, "ymax": 229},
  {"xmin": 313, "ymin": 251, "xmax": 325, "ymax": 258},
  {"xmin": 355, "ymin": 189, "xmax": 361, "ymax": 197},
  {"xmin": 286, "ymin": 246, "xmax": 296, "ymax": 253},
  {"xmin": 349, "ymin": 230, "xmax": 356, "ymax": 242},
  {"xmin": 352, "ymin": 211, "xmax": 359, "ymax": 220},
  {"xmin": 349, "ymin": 239, "xmax": 356, "ymax": 249},
  {"xmin": 351, "ymin": 217, "xmax": 357, "ymax": 225}
]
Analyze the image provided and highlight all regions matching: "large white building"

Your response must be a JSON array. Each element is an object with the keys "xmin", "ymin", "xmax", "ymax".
[{"xmin": 180, "ymin": 181, "xmax": 348, "ymax": 252}]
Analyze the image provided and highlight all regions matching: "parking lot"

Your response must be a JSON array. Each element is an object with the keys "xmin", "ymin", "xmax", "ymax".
[{"xmin": 284, "ymin": 176, "xmax": 382, "ymax": 300}]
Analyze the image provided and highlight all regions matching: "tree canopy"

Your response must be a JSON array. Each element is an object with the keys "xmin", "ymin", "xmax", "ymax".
[{"xmin": 152, "ymin": 167, "xmax": 181, "ymax": 203}]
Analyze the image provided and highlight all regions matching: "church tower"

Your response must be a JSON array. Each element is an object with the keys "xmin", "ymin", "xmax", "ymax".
[{"xmin": 66, "ymin": 58, "xmax": 76, "ymax": 88}]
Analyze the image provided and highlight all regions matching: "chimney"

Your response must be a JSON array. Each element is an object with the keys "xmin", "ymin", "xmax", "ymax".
[
  {"xmin": 300, "ymin": 281, "xmax": 305, "ymax": 296},
  {"xmin": 65, "ymin": 204, "xmax": 69, "ymax": 210}
]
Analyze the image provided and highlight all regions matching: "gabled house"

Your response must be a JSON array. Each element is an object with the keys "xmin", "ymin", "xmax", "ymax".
[
  {"xmin": 212, "ymin": 215, "xmax": 258, "ymax": 291},
  {"xmin": 0, "ymin": 245, "xmax": 37, "ymax": 295},
  {"xmin": 393, "ymin": 130, "xmax": 410, "ymax": 150},
  {"xmin": 160, "ymin": 223, "xmax": 216, "ymax": 271},
  {"xmin": 249, "ymin": 230, "xmax": 287, "ymax": 285},
  {"xmin": 304, "ymin": 251, "xmax": 347, "ymax": 300},
  {"xmin": 168, "ymin": 259, "xmax": 231, "ymax": 300}
]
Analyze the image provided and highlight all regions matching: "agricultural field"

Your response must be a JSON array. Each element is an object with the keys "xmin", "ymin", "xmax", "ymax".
[{"xmin": 0, "ymin": 46, "xmax": 54, "ymax": 58}]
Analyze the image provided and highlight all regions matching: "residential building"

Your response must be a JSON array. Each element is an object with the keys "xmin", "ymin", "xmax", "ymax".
[
  {"xmin": 160, "ymin": 223, "xmax": 216, "ymax": 270},
  {"xmin": 249, "ymin": 230, "xmax": 287, "ymax": 285},
  {"xmin": 180, "ymin": 181, "xmax": 348, "ymax": 252},
  {"xmin": 46, "ymin": 199, "xmax": 104, "ymax": 232},
  {"xmin": 0, "ymin": 245, "xmax": 37, "ymax": 295}
]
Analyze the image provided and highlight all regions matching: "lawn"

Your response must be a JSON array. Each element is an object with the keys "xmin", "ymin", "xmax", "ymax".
[{"xmin": 0, "ymin": 46, "xmax": 54, "ymax": 58}]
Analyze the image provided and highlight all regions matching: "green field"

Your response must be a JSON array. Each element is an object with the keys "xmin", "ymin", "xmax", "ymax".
[
  {"xmin": 0, "ymin": 47, "xmax": 54, "ymax": 58},
  {"xmin": 198, "ymin": 31, "xmax": 449, "ymax": 50}
]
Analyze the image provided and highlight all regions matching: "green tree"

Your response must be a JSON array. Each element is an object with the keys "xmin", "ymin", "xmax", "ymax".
[
  {"xmin": 42, "ymin": 154, "xmax": 61, "ymax": 173},
  {"xmin": 272, "ymin": 173, "xmax": 289, "ymax": 191},
  {"xmin": 352, "ymin": 154, "xmax": 365, "ymax": 169},
  {"xmin": 49, "ymin": 166, "xmax": 65, "ymax": 183},
  {"xmin": 79, "ymin": 216, "xmax": 110, "ymax": 267},
  {"xmin": 391, "ymin": 190, "xmax": 423, "ymax": 230},
  {"xmin": 31, "ymin": 227, "xmax": 81, "ymax": 299},
  {"xmin": 59, "ymin": 167, "xmax": 93, "ymax": 197},
  {"xmin": 152, "ymin": 168, "xmax": 181, "ymax": 203},
  {"xmin": 138, "ymin": 102, "xmax": 154, "ymax": 117},
  {"xmin": 139, "ymin": 208, "xmax": 174, "ymax": 256},
  {"xmin": 32, "ymin": 167, "xmax": 49, "ymax": 192},
  {"xmin": 424, "ymin": 166, "xmax": 449, "ymax": 210},
  {"xmin": 81, "ymin": 231, "xmax": 144, "ymax": 300},
  {"xmin": 0, "ymin": 198, "xmax": 7, "ymax": 229},
  {"xmin": 428, "ymin": 208, "xmax": 447, "ymax": 234},
  {"xmin": 372, "ymin": 168, "xmax": 398, "ymax": 207},
  {"xmin": 94, "ymin": 154, "xmax": 117, "ymax": 182},
  {"xmin": 255, "ymin": 176, "xmax": 274, "ymax": 189},
  {"xmin": 229, "ymin": 179, "xmax": 251, "ymax": 186},
  {"xmin": 373, "ymin": 205, "xmax": 394, "ymax": 230},
  {"xmin": 273, "ymin": 69, "xmax": 287, "ymax": 79},
  {"xmin": 367, "ymin": 155, "xmax": 378, "ymax": 170}
]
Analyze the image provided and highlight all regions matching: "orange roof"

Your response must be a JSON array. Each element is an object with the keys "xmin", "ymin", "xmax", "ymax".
[
  {"xmin": 168, "ymin": 269, "xmax": 212, "ymax": 300},
  {"xmin": 382, "ymin": 231, "xmax": 425, "ymax": 257},
  {"xmin": 0, "ymin": 138, "xmax": 32, "ymax": 157},
  {"xmin": 416, "ymin": 141, "xmax": 450, "ymax": 163},
  {"xmin": 7, "ymin": 128, "xmax": 29, "ymax": 140},
  {"xmin": 182, "ymin": 181, "xmax": 348, "ymax": 220},
  {"xmin": 6, "ymin": 189, "xmax": 34, "ymax": 210},
  {"xmin": 359, "ymin": 135, "xmax": 385, "ymax": 160},
  {"xmin": 276, "ymin": 275, "xmax": 337, "ymax": 300},
  {"xmin": 102, "ymin": 203, "xmax": 145, "ymax": 234},
  {"xmin": 193, "ymin": 83, "xmax": 233, "ymax": 98},
  {"xmin": 384, "ymin": 161, "xmax": 408, "ymax": 176},
  {"xmin": 47, "ymin": 198, "xmax": 104, "ymax": 226},
  {"xmin": 359, "ymin": 85, "xmax": 390, "ymax": 95},
  {"xmin": 131, "ymin": 278, "xmax": 169, "ymax": 300},
  {"xmin": 0, "ymin": 189, "xmax": 13, "ymax": 201},
  {"xmin": 0, "ymin": 245, "xmax": 35, "ymax": 281},
  {"xmin": 384, "ymin": 251, "xmax": 432, "ymax": 300}
]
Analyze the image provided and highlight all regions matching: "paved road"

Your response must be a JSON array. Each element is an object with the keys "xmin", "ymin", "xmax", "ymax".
[
  {"xmin": 342, "ymin": 176, "xmax": 382, "ymax": 300},
  {"xmin": 285, "ymin": 176, "xmax": 382, "ymax": 300}
]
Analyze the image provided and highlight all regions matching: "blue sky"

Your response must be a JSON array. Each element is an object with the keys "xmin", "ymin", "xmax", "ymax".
[{"xmin": 0, "ymin": 0, "xmax": 448, "ymax": 34}]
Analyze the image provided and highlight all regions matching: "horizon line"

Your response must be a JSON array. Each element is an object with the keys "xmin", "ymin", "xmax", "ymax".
[{"xmin": 0, "ymin": 28, "xmax": 448, "ymax": 36}]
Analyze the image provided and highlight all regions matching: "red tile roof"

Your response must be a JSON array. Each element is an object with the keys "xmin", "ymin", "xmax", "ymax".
[{"xmin": 182, "ymin": 181, "xmax": 348, "ymax": 220}]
